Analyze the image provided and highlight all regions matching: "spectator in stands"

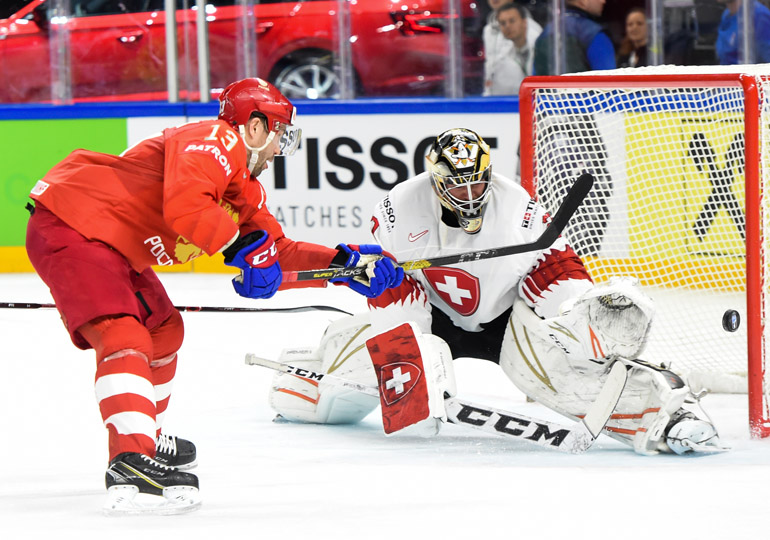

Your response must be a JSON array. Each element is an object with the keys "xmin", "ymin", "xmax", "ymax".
[
  {"xmin": 715, "ymin": 0, "xmax": 770, "ymax": 64},
  {"xmin": 531, "ymin": 0, "xmax": 614, "ymax": 257},
  {"xmin": 533, "ymin": 0, "xmax": 615, "ymax": 75},
  {"xmin": 483, "ymin": 3, "xmax": 542, "ymax": 95},
  {"xmin": 617, "ymin": 7, "xmax": 649, "ymax": 68}
]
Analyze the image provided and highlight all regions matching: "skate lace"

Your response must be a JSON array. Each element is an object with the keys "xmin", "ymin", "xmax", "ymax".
[
  {"xmin": 140, "ymin": 454, "xmax": 174, "ymax": 471},
  {"xmin": 156, "ymin": 433, "xmax": 178, "ymax": 456}
]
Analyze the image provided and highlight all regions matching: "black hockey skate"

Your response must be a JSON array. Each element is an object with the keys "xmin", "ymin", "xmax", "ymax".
[
  {"xmin": 103, "ymin": 452, "xmax": 201, "ymax": 515},
  {"xmin": 155, "ymin": 433, "xmax": 197, "ymax": 470}
]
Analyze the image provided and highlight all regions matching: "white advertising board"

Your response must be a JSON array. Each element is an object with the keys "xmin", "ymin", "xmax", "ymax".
[{"xmin": 127, "ymin": 107, "xmax": 520, "ymax": 245}]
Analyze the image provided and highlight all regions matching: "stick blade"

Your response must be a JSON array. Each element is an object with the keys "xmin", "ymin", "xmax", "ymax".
[{"xmin": 581, "ymin": 360, "xmax": 628, "ymax": 439}]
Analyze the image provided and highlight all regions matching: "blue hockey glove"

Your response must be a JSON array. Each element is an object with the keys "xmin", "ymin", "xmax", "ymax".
[
  {"xmin": 222, "ymin": 230, "xmax": 282, "ymax": 299},
  {"xmin": 329, "ymin": 244, "xmax": 404, "ymax": 298}
]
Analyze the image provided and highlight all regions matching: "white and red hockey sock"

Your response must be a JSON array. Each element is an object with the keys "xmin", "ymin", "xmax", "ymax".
[
  {"xmin": 80, "ymin": 315, "xmax": 158, "ymax": 461},
  {"xmin": 148, "ymin": 310, "xmax": 184, "ymax": 436},
  {"xmin": 95, "ymin": 350, "xmax": 157, "ymax": 461},
  {"xmin": 150, "ymin": 354, "xmax": 177, "ymax": 436}
]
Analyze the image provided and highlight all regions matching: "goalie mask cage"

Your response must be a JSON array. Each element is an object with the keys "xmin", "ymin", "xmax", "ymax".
[{"xmin": 519, "ymin": 66, "xmax": 770, "ymax": 438}]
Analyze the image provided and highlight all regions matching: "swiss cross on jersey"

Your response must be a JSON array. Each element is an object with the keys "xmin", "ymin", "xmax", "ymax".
[
  {"xmin": 366, "ymin": 323, "xmax": 431, "ymax": 434},
  {"xmin": 422, "ymin": 267, "xmax": 480, "ymax": 316}
]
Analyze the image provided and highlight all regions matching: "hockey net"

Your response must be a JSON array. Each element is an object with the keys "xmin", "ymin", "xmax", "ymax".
[{"xmin": 519, "ymin": 65, "xmax": 770, "ymax": 437}]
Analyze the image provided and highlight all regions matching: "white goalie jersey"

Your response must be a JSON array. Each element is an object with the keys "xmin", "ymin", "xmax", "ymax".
[{"xmin": 366, "ymin": 171, "xmax": 594, "ymax": 334}]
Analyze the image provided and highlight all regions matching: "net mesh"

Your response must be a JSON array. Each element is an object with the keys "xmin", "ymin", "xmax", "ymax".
[{"xmin": 525, "ymin": 67, "xmax": 769, "ymax": 406}]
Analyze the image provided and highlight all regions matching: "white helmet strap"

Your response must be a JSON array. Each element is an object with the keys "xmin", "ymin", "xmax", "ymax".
[{"xmin": 238, "ymin": 124, "xmax": 277, "ymax": 174}]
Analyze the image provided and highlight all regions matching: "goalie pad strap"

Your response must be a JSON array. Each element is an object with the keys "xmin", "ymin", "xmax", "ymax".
[{"xmin": 276, "ymin": 386, "xmax": 319, "ymax": 405}]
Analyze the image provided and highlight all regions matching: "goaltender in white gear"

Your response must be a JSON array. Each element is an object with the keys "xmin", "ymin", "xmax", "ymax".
[
  {"xmin": 269, "ymin": 315, "xmax": 456, "ymax": 437},
  {"xmin": 269, "ymin": 128, "xmax": 725, "ymax": 454}
]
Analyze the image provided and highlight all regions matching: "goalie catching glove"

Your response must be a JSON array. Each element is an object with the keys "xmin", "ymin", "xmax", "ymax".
[
  {"xmin": 549, "ymin": 276, "xmax": 656, "ymax": 361},
  {"xmin": 501, "ymin": 278, "xmax": 727, "ymax": 455},
  {"xmin": 329, "ymin": 244, "xmax": 404, "ymax": 298}
]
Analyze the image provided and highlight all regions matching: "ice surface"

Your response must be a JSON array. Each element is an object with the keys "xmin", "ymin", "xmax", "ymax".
[{"xmin": 1, "ymin": 273, "xmax": 769, "ymax": 539}]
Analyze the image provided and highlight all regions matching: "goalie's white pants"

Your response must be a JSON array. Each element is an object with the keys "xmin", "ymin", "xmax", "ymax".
[{"xmin": 501, "ymin": 298, "xmax": 690, "ymax": 455}]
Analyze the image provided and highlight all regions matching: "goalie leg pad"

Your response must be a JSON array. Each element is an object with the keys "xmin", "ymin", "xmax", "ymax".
[
  {"xmin": 501, "ymin": 298, "xmax": 697, "ymax": 455},
  {"xmin": 268, "ymin": 314, "xmax": 379, "ymax": 424},
  {"xmin": 609, "ymin": 358, "xmax": 690, "ymax": 455},
  {"xmin": 366, "ymin": 322, "xmax": 456, "ymax": 437}
]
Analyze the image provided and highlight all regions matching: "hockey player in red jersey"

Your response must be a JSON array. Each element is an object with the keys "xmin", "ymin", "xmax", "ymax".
[
  {"xmin": 268, "ymin": 128, "xmax": 727, "ymax": 455},
  {"xmin": 25, "ymin": 78, "xmax": 402, "ymax": 515}
]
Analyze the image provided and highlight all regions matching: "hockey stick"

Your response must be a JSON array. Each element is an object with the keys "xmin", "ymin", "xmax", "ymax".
[
  {"xmin": 282, "ymin": 172, "xmax": 595, "ymax": 283},
  {"xmin": 245, "ymin": 353, "xmax": 627, "ymax": 454},
  {"xmin": 0, "ymin": 302, "xmax": 353, "ymax": 316}
]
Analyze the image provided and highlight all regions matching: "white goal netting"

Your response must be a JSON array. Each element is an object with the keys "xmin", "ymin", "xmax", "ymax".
[{"xmin": 520, "ymin": 65, "xmax": 770, "ymax": 434}]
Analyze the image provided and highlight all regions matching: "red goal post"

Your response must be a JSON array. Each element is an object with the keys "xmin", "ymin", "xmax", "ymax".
[{"xmin": 518, "ymin": 67, "xmax": 768, "ymax": 437}]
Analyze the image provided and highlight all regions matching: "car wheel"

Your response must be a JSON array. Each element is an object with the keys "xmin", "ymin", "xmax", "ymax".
[{"xmin": 273, "ymin": 52, "xmax": 340, "ymax": 100}]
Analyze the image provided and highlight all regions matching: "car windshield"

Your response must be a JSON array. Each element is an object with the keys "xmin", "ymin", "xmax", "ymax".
[{"xmin": 1, "ymin": 1, "xmax": 36, "ymax": 20}]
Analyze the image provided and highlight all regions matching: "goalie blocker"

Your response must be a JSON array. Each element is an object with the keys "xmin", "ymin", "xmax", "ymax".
[{"xmin": 268, "ymin": 317, "xmax": 456, "ymax": 437}]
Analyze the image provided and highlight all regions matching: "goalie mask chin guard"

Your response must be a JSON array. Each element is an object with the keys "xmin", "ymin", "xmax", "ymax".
[{"xmin": 426, "ymin": 128, "xmax": 492, "ymax": 234}]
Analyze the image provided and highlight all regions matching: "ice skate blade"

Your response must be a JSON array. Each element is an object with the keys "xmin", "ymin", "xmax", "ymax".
[{"xmin": 103, "ymin": 485, "xmax": 202, "ymax": 516}]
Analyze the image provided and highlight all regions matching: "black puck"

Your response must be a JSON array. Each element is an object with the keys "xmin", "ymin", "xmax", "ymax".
[{"xmin": 722, "ymin": 310, "xmax": 740, "ymax": 332}]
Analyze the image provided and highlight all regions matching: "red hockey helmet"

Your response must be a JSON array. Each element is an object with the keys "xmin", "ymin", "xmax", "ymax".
[
  {"xmin": 218, "ymin": 77, "xmax": 296, "ymax": 132},
  {"xmin": 218, "ymin": 78, "xmax": 300, "ymax": 157}
]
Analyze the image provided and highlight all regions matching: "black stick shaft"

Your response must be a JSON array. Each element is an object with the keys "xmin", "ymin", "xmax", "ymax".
[
  {"xmin": 283, "ymin": 172, "xmax": 594, "ymax": 282},
  {"xmin": 0, "ymin": 302, "xmax": 352, "ymax": 315}
]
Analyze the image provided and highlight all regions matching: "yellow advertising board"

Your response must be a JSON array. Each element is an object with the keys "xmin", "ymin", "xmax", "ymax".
[{"xmin": 586, "ymin": 111, "xmax": 746, "ymax": 291}]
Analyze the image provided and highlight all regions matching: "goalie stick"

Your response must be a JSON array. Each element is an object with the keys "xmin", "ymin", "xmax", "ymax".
[
  {"xmin": 282, "ymin": 172, "xmax": 595, "ymax": 283},
  {"xmin": 245, "ymin": 353, "xmax": 627, "ymax": 454},
  {"xmin": 0, "ymin": 302, "xmax": 353, "ymax": 315}
]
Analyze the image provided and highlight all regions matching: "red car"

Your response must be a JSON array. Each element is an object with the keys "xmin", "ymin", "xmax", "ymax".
[{"xmin": 0, "ymin": 0, "xmax": 483, "ymax": 103}]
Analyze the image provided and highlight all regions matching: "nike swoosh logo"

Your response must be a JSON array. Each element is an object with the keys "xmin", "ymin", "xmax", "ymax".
[{"xmin": 408, "ymin": 230, "xmax": 429, "ymax": 242}]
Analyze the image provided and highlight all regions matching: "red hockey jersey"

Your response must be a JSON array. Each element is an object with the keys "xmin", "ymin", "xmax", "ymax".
[{"xmin": 30, "ymin": 119, "xmax": 336, "ymax": 283}]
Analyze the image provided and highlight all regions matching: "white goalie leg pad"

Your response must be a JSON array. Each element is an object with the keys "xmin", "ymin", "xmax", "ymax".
[
  {"xmin": 611, "ymin": 358, "xmax": 690, "ymax": 455},
  {"xmin": 366, "ymin": 322, "xmax": 456, "ymax": 437},
  {"xmin": 268, "ymin": 314, "xmax": 379, "ymax": 424},
  {"xmin": 553, "ymin": 276, "xmax": 656, "ymax": 361},
  {"xmin": 501, "ymin": 297, "xmax": 611, "ymax": 421},
  {"xmin": 415, "ymin": 332, "xmax": 457, "ymax": 434},
  {"xmin": 501, "ymin": 298, "xmax": 691, "ymax": 455},
  {"xmin": 268, "ymin": 349, "xmax": 326, "ymax": 423}
]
